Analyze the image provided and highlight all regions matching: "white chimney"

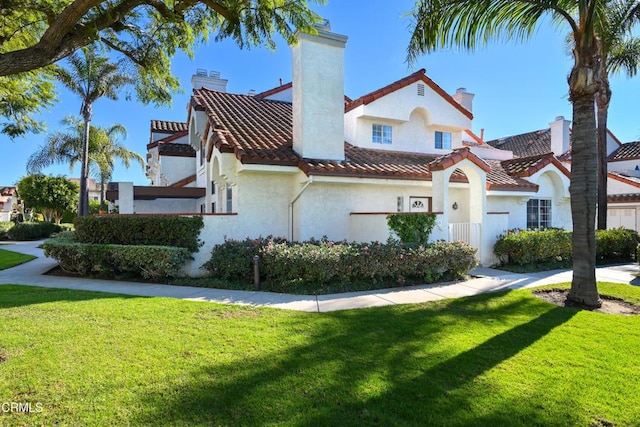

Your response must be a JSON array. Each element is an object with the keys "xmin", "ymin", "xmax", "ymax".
[
  {"xmin": 191, "ymin": 69, "xmax": 229, "ymax": 92},
  {"xmin": 453, "ymin": 87, "xmax": 474, "ymax": 112},
  {"xmin": 292, "ymin": 21, "xmax": 348, "ymax": 160},
  {"xmin": 549, "ymin": 115, "xmax": 571, "ymax": 155}
]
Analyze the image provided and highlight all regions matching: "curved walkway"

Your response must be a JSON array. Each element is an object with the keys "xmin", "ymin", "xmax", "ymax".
[{"xmin": 1, "ymin": 240, "xmax": 638, "ymax": 312}]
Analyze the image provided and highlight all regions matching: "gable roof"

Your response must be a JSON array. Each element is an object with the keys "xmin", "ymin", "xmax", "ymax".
[
  {"xmin": 608, "ymin": 141, "xmax": 640, "ymax": 162},
  {"xmin": 500, "ymin": 152, "xmax": 570, "ymax": 178},
  {"xmin": 150, "ymin": 120, "xmax": 188, "ymax": 134},
  {"xmin": 254, "ymin": 82, "xmax": 292, "ymax": 99},
  {"xmin": 608, "ymin": 171, "xmax": 640, "ymax": 188},
  {"xmin": 485, "ymin": 129, "xmax": 553, "ymax": 158},
  {"xmin": 190, "ymin": 87, "xmax": 550, "ymax": 192},
  {"xmin": 344, "ymin": 69, "xmax": 473, "ymax": 119}
]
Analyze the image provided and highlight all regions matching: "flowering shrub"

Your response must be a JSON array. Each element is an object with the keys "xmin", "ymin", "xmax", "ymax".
[
  {"xmin": 386, "ymin": 213, "xmax": 436, "ymax": 244},
  {"xmin": 203, "ymin": 237, "xmax": 478, "ymax": 292}
]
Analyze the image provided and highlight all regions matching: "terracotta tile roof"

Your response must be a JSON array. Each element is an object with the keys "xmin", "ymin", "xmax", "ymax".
[
  {"xmin": 500, "ymin": 152, "xmax": 570, "ymax": 178},
  {"xmin": 485, "ymin": 129, "xmax": 552, "ymax": 158},
  {"xmin": 344, "ymin": 69, "xmax": 473, "ymax": 119},
  {"xmin": 609, "ymin": 141, "xmax": 640, "ymax": 161},
  {"xmin": 485, "ymin": 161, "xmax": 539, "ymax": 191},
  {"xmin": 150, "ymin": 120, "xmax": 188, "ymax": 134},
  {"xmin": 608, "ymin": 193, "xmax": 640, "ymax": 203},
  {"xmin": 428, "ymin": 147, "xmax": 491, "ymax": 173},
  {"xmin": 158, "ymin": 143, "xmax": 196, "ymax": 157},
  {"xmin": 0, "ymin": 186, "xmax": 16, "ymax": 197},
  {"xmin": 191, "ymin": 87, "xmax": 550, "ymax": 190}
]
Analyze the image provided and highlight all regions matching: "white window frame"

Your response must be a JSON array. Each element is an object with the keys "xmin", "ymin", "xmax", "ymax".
[
  {"xmin": 527, "ymin": 198, "xmax": 552, "ymax": 229},
  {"xmin": 435, "ymin": 131, "xmax": 452, "ymax": 150},
  {"xmin": 372, "ymin": 124, "xmax": 392, "ymax": 144}
]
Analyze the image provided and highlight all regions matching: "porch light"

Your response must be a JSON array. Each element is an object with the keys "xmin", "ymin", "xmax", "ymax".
[{"xmin": 452, "ymin": 202, "xmax": 458, "ymax": 210}]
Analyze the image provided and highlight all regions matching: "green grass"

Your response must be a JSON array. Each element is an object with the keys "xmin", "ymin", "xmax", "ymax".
[
  {"xmin": 0, "ymin": 283, "xmax": 639, "ymax": 426},
  {"xmin": 0, "ymin": 248, "xmax": 36, "ymax": 270}
]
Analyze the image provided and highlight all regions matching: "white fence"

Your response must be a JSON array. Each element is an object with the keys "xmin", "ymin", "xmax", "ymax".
[{"xmin": 448, "ymin": 223, "xmax": 481, "ymax": 258}]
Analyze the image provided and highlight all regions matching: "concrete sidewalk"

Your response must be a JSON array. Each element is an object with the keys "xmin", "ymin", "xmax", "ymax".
[{"xmin": 1, "ymin": 240, "xmax": 638, "ymax": 312}]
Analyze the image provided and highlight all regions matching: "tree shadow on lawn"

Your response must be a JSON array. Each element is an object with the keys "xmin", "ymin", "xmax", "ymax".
[
  {"xmin": 133, "ymin": 291, "xmax": 578, "ymax": 426},
  {"xmin": 0, "ymin": 284, "xmax": 140, "ymax": 310}
]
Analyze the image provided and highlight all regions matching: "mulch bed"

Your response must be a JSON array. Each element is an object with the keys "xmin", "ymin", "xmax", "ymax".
[{"xmin": 534, "ymin": 289, "xmax": 640, "ymax": 315}]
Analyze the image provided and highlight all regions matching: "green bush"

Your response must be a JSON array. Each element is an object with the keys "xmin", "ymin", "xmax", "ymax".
[
  {"xmin": 0, "ymin": 222, "xmax": 12, "ymax": 240},
  {"xmin": 494, "ymin": 228, "xmax": 638, "ymax": 267},
  {"xmin": 493, "ymin": 228, "xmax": 572, "ymax": 266},
  {"xmin": 7, "ymin": 222, "xmax": 62, "ymax": 241},
  {"xmin": 386, "ymin": 213, "xmax": 437, "ymax": 244},
  {"xmin": 203, "ymin": 238, "xmax": 477, "ymax": 292},
  {"xmin": 595, "ymin": 228, "xmax": 638, "ymax": 261},
  {"xmin": 74, "ymin": 215, "xmax": 203, "ymax": 252},
  {"xmin": 43, "ymin": 235, "xmax": 191, "ymax": 279}
]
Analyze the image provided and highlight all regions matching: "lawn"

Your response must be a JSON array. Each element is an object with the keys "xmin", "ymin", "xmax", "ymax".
[
  {"xmin": 0, "ymin": 248, "xmax": 36, "ymax": 270},
  {"xmin": 0, "ymin": 283, "xmax": 638, "ymax": 426}
]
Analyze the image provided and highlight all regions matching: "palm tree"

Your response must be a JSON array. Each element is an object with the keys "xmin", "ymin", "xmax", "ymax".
[
  {"xmin": 596, "ymin": 0, "xmax": 640, "ymax": 229},
  {"xmin": 406, "ymin": 0, "xmax": 639, "ymax": 308},
  {"xmin": 55, "ymin": 47, "xmax": 134, "ymax": 216},
  {"xmin": 27, "ymin": 116, "xmax": 144, "ymax": 211}
]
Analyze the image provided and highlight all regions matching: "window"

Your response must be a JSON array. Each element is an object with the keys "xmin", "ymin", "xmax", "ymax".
[
  {"xmin": 211, "ymin": 181, "xmax": 216, "ymax": 195},
  {"xmin": 409, "ymin": 196, "xmax": 432, "ymax": 213},
  {"xmin": 435, "ymin": 131, "xmax": 452, "ymax": 149},
  {"xmin": 200, "ymin": 203, "xmax": 206, "ymax": 213},
  {"xmin": 226, "ymin": 186, "xmax": 233, "ymax": 213},
  {"xmin": 211, "ymin": 202, "xmax": 216, "ymax": 213},
  {"xmin": 372, "ymin": 124, "xmax": 392, "ymax": 144},
  {"xmin": 199, "ymin": 143, "xmax": 205, "ymax": 166},
  {"xmin": 527, "ymin": 199, "xmax": 552, "ymax": 229}
]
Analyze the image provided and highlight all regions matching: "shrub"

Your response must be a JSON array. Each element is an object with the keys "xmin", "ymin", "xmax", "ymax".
[
  {"xmin": 43, "ymin": 235, "xmax": 191, "ymax": 279},
  {"xmin": 494, "ymin": 228, "xmax": 638, "ymax": 267},
  {"xmin": 74, "ymin": 215, "xmax": 203, "ymax": 252},
  {"xmin": 493, "ymin": 228, "xmax": 572, "ymax": 266},
  {"xmin": 203, "ymin": 237, "xmax": 477, "ymax": 292},
  {"xmin": 0, "ymin": 222, "xmax": 12, "ymax": 240},
  {"xmin": 386, "ymin": 213, "xmax": 437, "ymax": 244},
  {"xmin": 7, "ymin": 222, "xmax": 62, "ymax": 241},
  {"xmin": 595, "ymin": 228, "xmax": 638, "ymax": 262}
]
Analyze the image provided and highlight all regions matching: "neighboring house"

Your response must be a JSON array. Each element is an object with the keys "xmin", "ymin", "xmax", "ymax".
[
  {"xmin": 605, "ymin": 141, "xmax": 640, "ymax": 230},
  {"xmin": 485, "ymin": 117, "xmax": 640, "ymax": 231},
  {"xmin": 0, "ymin": 186, "xmax": 17, "ymax": 222},
  {"xmin": 69, "ymin": 178, "xmax": 101, "ymax": 202},
  {"xmin": 108, "ymin": 22, "xmax": 571, "ymax": 272}
]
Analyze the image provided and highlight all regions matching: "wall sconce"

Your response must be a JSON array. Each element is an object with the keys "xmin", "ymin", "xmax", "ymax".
[{"xmin": 452, "ymin": 202, "xmax": 458, "ymax": 210}]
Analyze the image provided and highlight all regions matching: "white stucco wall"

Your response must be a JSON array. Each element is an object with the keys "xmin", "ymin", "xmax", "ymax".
[
  {"xmin": 161, "ymin": 156, "xmax": 196, "ymax": 185},
  {"xmin": 132, "ymin": 199, "xmax": 199, "ymax": 214},
  {"xmin": 607, "ymin": 177, "xmax": 640, "ymax": 194},
  {"xmin": 609, "ymin": 159, "xmax": 640, "ymax": 172},
  {"xmin": 262, "ymin": 87, "xmax": 293, "ymax": 102}
]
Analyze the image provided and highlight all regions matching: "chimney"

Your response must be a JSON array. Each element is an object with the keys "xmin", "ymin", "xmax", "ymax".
[
  {"xmin": 549, "ymin": 115, "xmax": 571, "ymax": 155},
  {"xmin": 292, "ymin": 20, "xmax": 348, "ymax": 160},
  {"xmin": 191, "ymin": 69, "xmax": 229, "ymax": 92},
  {"xmin": 452, "ymin": 87, "xmax": 474, "ymax": 113}
]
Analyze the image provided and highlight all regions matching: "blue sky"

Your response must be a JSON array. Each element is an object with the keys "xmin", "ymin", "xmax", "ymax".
[{"xmin": 2, "ymin": 0, "xmax": 639, "ymax": 186}]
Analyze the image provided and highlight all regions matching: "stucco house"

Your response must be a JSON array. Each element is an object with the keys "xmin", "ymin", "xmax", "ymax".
[
  {"xmin": 108, "ymin": 23, "xmax": 572, "ymax": 273},
  {"xmin": 0, "ymin": 186, "xmax": 17, "ymax": 222}
]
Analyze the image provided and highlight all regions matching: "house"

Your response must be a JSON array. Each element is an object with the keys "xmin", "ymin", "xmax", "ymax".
[
  {"xmin": 0, "ymin": 186, "xmax": 17, "ymax": 222},
  {"xmin": 485, "ymin": 118, "xmax": 640, "ymax": 231},
  {"xmin": 108, "ymin": 22, "xmax": 571, "ymax": 274},
  {"xmin": 69, "ymin": 178, "xmax": 101, "ymax": 202}
]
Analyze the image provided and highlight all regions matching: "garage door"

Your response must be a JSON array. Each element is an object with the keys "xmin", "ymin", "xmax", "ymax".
[{"xmin": 607, "ymin": 208, "xmax": 637, "ymax": 230}]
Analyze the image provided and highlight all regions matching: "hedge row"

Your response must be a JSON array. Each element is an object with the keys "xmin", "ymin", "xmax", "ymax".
[
  {"xmin": 6, "ymin": 222, "xmax": 64, "ymax": 241},
  {"xmin": 43, "ymin": 235, "xmax": 191, "ymax": 279},
  {"xmin": 494, "ymin": 228, "xmax": 638, "ymax": 266},
  {"xmin": 0, "ymin": 222, "xmax": 12, "ymax": 240},
  {"xmin": 203, "ymin": 238, "xmax": 478, "ymax": 292},
  {"xmin": 74, "ymin": 215, "xmax": 204, "ymax": 252}
]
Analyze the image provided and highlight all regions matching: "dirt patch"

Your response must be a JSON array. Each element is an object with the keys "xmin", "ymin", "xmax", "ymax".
[
  {"xmin": 0, "ymin": 354, "xmax": 8, "ymax": 363},
  {"xmin": 534, "ymin": 289, "xmax": 640, "ymax": 315}
]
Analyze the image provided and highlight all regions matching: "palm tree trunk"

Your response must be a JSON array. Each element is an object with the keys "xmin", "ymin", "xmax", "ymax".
[
  {"xmin": 100, "ymin": 175, "xmax": 106, "ymax": 212},
  {"xmin": 596, "ymin": 81, "xmax": 611, "ymax": 230},
  {"xmin": 78, "ymin": 116, "xmax": 91, "ymax": 217},
  {"xmin": 568, "ymin": 91, "xmax": 602, "ymax": 308}
]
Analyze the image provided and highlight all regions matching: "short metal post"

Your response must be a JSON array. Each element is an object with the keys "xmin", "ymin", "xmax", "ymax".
[{"xmin": 253, "ymin": 255, "xmax": 261, "ymax": 290}]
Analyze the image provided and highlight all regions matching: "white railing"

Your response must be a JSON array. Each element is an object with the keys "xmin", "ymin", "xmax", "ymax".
[{"xmin": 448, "ymin": 223, "xmax": 481, "ymax": 252}]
